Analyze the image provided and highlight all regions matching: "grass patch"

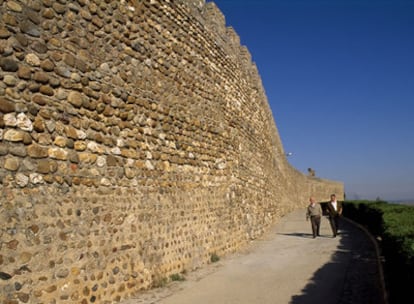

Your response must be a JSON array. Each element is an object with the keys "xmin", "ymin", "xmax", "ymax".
[
  {"xmin": 170, "ymin": 273, "xmax": 185, "ymax": 281},
  {"xmin": 210, "ymin": 252, "xmax": 220, "ymax": 263},
  {"xmin": 152, "ymin": 276, "xmax": 168, "ymax": 288}
]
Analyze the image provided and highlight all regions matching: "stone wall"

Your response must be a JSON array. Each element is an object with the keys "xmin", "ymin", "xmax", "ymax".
[{"xmin": 0, "ymin": 0, "xmax": 343, "ymax": 303}]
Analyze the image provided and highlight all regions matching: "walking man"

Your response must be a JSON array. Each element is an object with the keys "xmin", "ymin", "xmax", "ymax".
[
  {"xmin": 326, "ymin": 194, "xmax": 343, "ymax": 237},
  {"xmin": 306, "ymin": 196, "xmax": 322, "ymax": 238}
]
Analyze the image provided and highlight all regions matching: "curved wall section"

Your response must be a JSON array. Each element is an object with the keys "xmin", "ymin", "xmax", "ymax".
[{"xmin": 0, "ymin": 1, "xmax": 343, "ymax": 302}]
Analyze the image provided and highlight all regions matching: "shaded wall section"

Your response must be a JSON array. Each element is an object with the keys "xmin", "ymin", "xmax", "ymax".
[{"xmin": 0, "ymin": 0, "xmax": 343, "ymax": 303}]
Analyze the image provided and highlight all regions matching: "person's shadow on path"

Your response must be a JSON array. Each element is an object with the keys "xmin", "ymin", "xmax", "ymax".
[
  {"xmin": 278, "ymin": 232, "xmax": 334, "ymax": 239},
  {"xmin": 288, "ymin": 218, "xmax": 383, "ymax": 304}
]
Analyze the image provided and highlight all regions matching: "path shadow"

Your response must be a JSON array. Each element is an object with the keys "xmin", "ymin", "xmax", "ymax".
[
  {"xmin": 278, "ymin": 232, "xmax": 336, "ymax": 239},
  {"xmin": 277, "ymin": 232, "xmax": 313, "ymax": 238},
  {"xmin": 289, "ymin": 218, "xmax": 383, "ymax": 304}
]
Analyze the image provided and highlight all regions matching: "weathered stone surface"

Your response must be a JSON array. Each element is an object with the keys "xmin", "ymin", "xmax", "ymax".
[
  {"xmin": 0, "ymin": 97, "xmax": 16, "ymax": 113},
  {"xmin": 27, "ymin": 143, "xmax": 48, "ymax": 158},
  {"xmin": 9, "ymin": 145, "xmax": 26, "ymax": 157},
  {"xmin": 16, "ymin": 113, "xmax": 33, "ymax": 131},
  {"xmin": 3, "ymin": 75, "xmax": 17, "ymax": 86},
  {"xmin": 36, "ymin": 159, "xmax": 52, "ymax": 174},
  {"xmin": 40, "ymin": 59, "xmax": 55, "ymax": 72},
  {"xmin": 39, "ymin": 85, "xmax": 54, "ymax": 96},
  {"xmin": 20, "ymin": 20, "xmax": 40, "ymax": 37},
  {"xmin": 3, "ymin": 129, "xmax": 26, "ymax": 142},
  {"xmin": 48, "ymin": 147, "xmax": 68, "ymax": 160},
  {"xmin": 25, "ymin": 53, "xmax": 40, "ymax": 66},
  {"xmin": 53, "ymin": 136, "xmax": 67, "ymax": 147},
  {"xmin": 33, "ymin": 71, "xmax": 50, "ymax": 84},
  {"xmin": 29, "ymin": 172, "xmax": 44, "ymax": 184},
  {"xmin": 0, "ymin": 1, "xmax": 343, "ymax": 304},
  {"xmin": 4, "ymin": 157, "xmax": 20, "ymax": 171},
  {"xmin": 0, "ymin": 58, "xmax": 18, "ymax": 72},
  {"xmin": 32, "ymin": 94, "xmax": 48, "ymax": 106},
  {"xmin": 19, "ymin": 252, "xmax": 32, "ymax": 264},
  {"xmin": 3, "ymin": 113, "xmax": 17, "ymax": 127},
  {"xmin": 7, "ymin": 1, "xmax": 23, "ymax": 12},
  {"xmin": 15, "ymin": 173, "xmax": 29, "ymax": 187},
  {"xmin": 17, "ymin": 65, "xmax": 32, "ymax": 80},
  {"xmin": 67, "ymin": 91, "xmax": 83, "ymax": 108}
]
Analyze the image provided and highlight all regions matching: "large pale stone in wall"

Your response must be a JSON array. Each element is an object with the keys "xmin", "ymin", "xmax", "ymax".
[
  {"xmin": 3, "ymin": 113, "xmax": 17, "ymax": 127},
  {"xmin": 78, "ymin": 152, "xmax": 97, "ymax": 164},
  {"xmin": 110, "ymin": 147, "xmax": 121, "ymax": 155},
  {"xmin": 100, "ymin": 178, "xmax": 111, "ymax": 186},
  {"xmin": 16, "ymin": 113, "xmax": 33, "ymax": 131},
  {"xmin": 96, "ymin": 156, "xmax": 106, "ymax": 167},
  {"xmin": 4, "ymin": 157, "xmax": 20, "ymax": 171},
  {"xmin": 54, "ymin": 136, "xmax": 67, "ymax": 147},
  {"xmin": 124, "ymin": 167, "xmax": 136, "ymax": 179},
  {"xmin": 76, "ymin": 129, "xmax": 87, "ymax": 139},
  {"xmin": 74, "ymin": 141, "xmax": 87, "ymax": 151},
  {"xmin": 87, "ymin": 141, "xmax": 105, "ymax": 154},
  {"xmin": 7, "ymin": 1, "xmax": 23, "ymax": 13},
  {"xmin": 30, "ymin": 173, "xmax": 44, "ymax": 184},
  {"xmin": 3, "ymin": 129, "xmax": 26, "ymax": 142},
  {"xmin": 145, "ymin": 160, "xmax": 154, "ymax": 170},
  {"xmin": 15, "ymin": 173, "xmax": 29, "ymax": 187},
  {"xmin": 25, "ymin": 53, "xmax": 40, "ymax": 66},
  {"xmin": 48, "ymin": 147, "xmax": 68, "ymax": 160}
]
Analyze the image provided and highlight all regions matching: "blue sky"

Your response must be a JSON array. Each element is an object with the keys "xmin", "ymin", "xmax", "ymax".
[{"xmin": 211, "ymin": 0, "xmax": 414, "ymax": 201}]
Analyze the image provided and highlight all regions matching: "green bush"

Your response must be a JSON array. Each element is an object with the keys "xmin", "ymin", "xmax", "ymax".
[
  {"xmin": 210, "ymin": 252, "xmax": 220, "ymax": 263},
  {"xmin": 343, "ymin": 200, "xmax": 414, "ymax": 304},
  {"xmin": 170, "ymin": 273, "xmax": 185, "ymax": 282}
]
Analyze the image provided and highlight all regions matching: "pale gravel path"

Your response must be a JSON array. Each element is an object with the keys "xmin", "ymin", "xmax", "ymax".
[{"xmin": 122, "ymin": 209, "xmax": 384, "ymax": 304}]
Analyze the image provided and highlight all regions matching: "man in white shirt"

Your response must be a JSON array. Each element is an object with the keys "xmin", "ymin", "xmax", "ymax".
[{"xmin": 326, "ymin": 194, "xmax": 343, "ymax": 237}]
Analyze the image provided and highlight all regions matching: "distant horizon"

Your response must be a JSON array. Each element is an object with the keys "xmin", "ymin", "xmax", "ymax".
[
  {"xmin": 344, "ymin": 189, "xmax": 414, "ymax": 202},
  {"xmin": 344, "ymin": 196, "xmax": 414, "ymax": 205}
]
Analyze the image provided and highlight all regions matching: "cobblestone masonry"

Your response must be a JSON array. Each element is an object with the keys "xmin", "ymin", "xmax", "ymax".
[{"xmin": 0, "ymin": 1, "xmax": 343, "ymax": 303}]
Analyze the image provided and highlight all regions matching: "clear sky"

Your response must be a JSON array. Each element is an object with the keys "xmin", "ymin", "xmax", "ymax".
[{"xmin": 210, "ymin": 0, "xmax": 414, "ymax": 201}]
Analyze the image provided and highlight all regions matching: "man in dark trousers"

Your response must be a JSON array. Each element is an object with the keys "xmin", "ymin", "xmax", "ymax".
[
  {"xmin": 326, "ymin": 194, "xmax": 343, "ymax": 237},
  {"xmin": 306, "ymin": 196, "xmax": 323, "ymax": 238}
]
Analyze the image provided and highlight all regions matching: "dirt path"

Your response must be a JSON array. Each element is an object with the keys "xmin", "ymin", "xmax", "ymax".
[{"xmin": 122, "ymin": 209, "xmax": 384, "ymax": 304}]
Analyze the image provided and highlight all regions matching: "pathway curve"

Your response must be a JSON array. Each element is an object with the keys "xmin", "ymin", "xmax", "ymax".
[{"xmin": 122, "ymin": 209, "xmax": 386, "ymax": 304}]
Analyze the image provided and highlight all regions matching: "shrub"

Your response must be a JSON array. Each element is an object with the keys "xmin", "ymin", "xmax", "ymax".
[
  {"xmin": 210, "ymin": 252, "xmax": 220, "ymax": 263},
  {"xmin": 170, "ymin": 273, "xmax": 185, "ymax": 281},
  {"xmin": 344, "ymin": 200, "xmax": 414, "ymax": 304}
]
